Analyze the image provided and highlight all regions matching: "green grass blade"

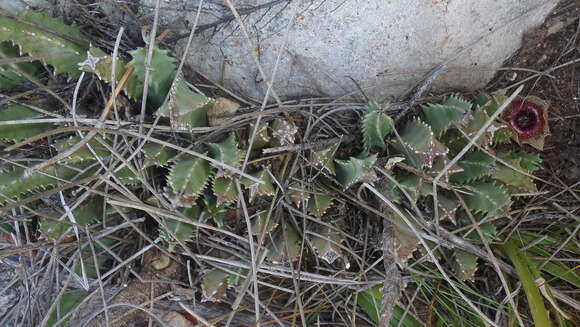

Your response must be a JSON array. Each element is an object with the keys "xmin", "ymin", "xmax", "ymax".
[
  {"xmin": 497, "ymin": 237, "xmax": 553, "ymax": 327},
  {"xmin": 357, "ymin": 285, "xmax": 425, "ymax": 326}
]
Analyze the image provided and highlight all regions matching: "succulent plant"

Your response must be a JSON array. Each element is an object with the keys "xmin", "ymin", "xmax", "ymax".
[
  {"xmin": 421, "ymin": 95, "xmax": 471, "ymax": 136},
  {"xmin": 201, "ymin": 269, "xmax": 229, "ymax": 302},
  {"xmin": 212, "ymin": 177, "xmax": 238, "ymax": 205},
  {"xmin": 166, "ymin": 155, "xmax": 213, "ymax": 206},
  {"xmin": 311, "ymin": 143, "xmax": 339, "ymax": 175},
  {"xmin": 392, "ymin": 118, "xmax": 448, "ymax": 169},
  {"xmin": 0, "ymin": 105, "xmax": 54, "ymax": 141},
  {"xmin": 0, "ymin": 164, "xmax": 90, "ymax": 203},
  {"xmin": 0, "ymin": 12, "xmax": 553, "ymax": 320},
  {"xmin": 207, "ymin": 134, "xmax": 245, "ymax": 178},
  {"xmin": 361, "ymin": 102, "xmax": 394, "ymax": 152},
  {"xmin": 310, "ymin": 225, "xmax": 345, "ymax": 265},
  {"xmin": 0, "ymin": 10, "xmax": 88, "ymax": 78},
  {"xmin": 271, "ymin": 119, "xmax": 298, "ymax": 146},
  {"xmin": 247, "ymin": 121, "xmax": 271, "ymax": 149},
  {"xmin": 155, "ymin": 72, "xmax": 214, "ymax": 129},
  {"xmin": 79, "ymin": 45, "xmax": 141, "ymax": 100},
  {"xmin": 250, "ymin": 211, "xmax": 278, "ymax": 235},
  {"xmin": 307, "ymin": 193, "xmax": 335, "ymax": 218},
  {"xmin": 0, "ymin": 41, "xmax": 43, "ymax": 88},
  {"xmin": 141, "ymin": 143, "xmax": 178, "ymax": 167},
  {"xmin": 267, "ymin": 223, "xmax": 301, "ymax": 264},
  {"xmin": 126, "ymin": 47, "xmax": 176, "ymax": 107},
  {"xmin": 243, "ymin": 168, "xmax": 275, "ymax": 202},
  {"xmin": 335, "ymin": 154, "xmax": 379, "ymax": 189}
]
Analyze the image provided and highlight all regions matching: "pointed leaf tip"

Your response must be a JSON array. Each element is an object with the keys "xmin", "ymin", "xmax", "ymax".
[{"xmin": 361, "ymin": 108, "xmax": 394, "ymax": 152}]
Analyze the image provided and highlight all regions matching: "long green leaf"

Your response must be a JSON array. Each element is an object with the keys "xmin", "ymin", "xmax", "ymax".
[
  {"xmin": 0, "ymin": 10, "xmax": 88, "ymax": 77},
  {"xmin": 0, "ymin": 41, "xmax": 43, "ymax": 88},
  {"xmin": 0, "ymin": 104, "xmax": 54, "ymax": 141},
  {"xmin": 536, "ymin": 260, "xmax": 580, "ymax": 289},
  {"xmin": 53, "ymin": 135, "xmax": 111, "ymax": 162},
  {"xmin": 497, "ymin": 237, "xmax": 553, "ymax": 327},
  {"xmin": 527, "ymin": 245, "xmax": 580, "ymax": 289},
  {"xmin": 0, "ymin": 164, "xmax": 89, "ymax": 202},
  {"xmin": 518, "ymin": 231, "xmax": 579, "ymax": 255}
]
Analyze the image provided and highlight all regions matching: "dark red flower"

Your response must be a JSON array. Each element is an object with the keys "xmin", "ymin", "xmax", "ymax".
[
  {"xmin": 503, "ymin": 96, "xmax": 550, "ymax": 151},
  {"xmin": 505, "ymin": 100, "xmax": 545, "ymax": 139}
]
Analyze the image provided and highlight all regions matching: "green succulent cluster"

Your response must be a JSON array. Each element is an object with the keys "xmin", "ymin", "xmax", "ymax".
[
  {"xmin": 0, "ymin": 10, "xmax": 545, "ymax": 309},
  {"xmin": 362, "ymin": 94, "xmax": 541, "ymax": 279}
]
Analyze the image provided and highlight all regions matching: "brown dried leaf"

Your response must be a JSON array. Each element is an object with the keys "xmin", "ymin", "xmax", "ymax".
[
  {"xmin": 208, "ymin": 97, "xmax": 239, "ymax": 127},
  {"xmin": 389, "ymin": 213, "xmax": 419, "ymax": 265}
]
